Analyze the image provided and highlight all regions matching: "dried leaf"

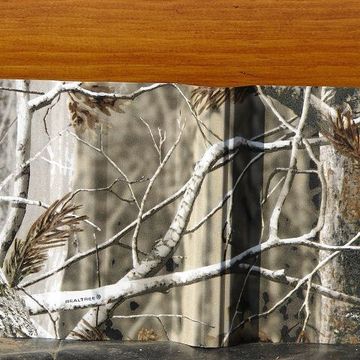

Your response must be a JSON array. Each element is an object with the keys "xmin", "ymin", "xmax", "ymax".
[
  {"xmin": 319, "ymin": 104, "xmax": 360, "ymax": 161},
  {"xmin": 191, "ymin": 86, "xmax": 256, "ymax": 114},
  {"xmin": 4, "ymin": 193, "xmax": 88, "ymax": 287},
  {"xmin": 68, "ymin": 84, "xmax": 126, "ymax": 135}
]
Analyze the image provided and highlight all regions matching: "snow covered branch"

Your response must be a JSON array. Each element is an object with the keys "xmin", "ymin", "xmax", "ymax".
[
  {"xmin": 28, "ymin": 83, "xmax": 168, "ymax": 112},
  {"xmin": 25, "ymin": 233, "xmax": 360, "ymax": 316}
]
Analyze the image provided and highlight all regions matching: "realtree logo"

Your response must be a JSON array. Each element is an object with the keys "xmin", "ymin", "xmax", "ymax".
[{"xmin": 65, "ymin": 294, "xmax": 101, "ymax": 304}]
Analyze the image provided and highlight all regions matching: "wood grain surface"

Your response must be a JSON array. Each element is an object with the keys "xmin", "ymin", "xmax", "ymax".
[{"xmin": 0, "ymin": 1, "xmax": 359, "ymax": 87}]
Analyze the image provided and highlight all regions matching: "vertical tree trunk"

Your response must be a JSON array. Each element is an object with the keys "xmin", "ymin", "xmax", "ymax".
[
  {"xmin": 319, "ymin": 146, "xmax": 360, "ymax": 343},
  {"xmin": 0, "ymin": 80, "xmax": 32, "ymax": 264},
  {"xmin": 0, "ymin": 80, "xmax": 37, "ymax": 337},
  {"xmin": 261, "ymin": 86, "xmax": 360, "ymax": 343},
  {"xmin": 0, "ymin": 80, "xmax": 16, "ymax": 228},
  {"xmin": 0, "ymin": 283, "xmax": 37, "ymax": 338}
]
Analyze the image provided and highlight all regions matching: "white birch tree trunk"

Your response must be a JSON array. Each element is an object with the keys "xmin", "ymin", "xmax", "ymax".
[
  {"xmin": 319, "ymin": 148, "xmax": 360, "ymax": 343},
  {"xmin": 0, "ymin": 81, "xmax": 32, "ymax": 264}
]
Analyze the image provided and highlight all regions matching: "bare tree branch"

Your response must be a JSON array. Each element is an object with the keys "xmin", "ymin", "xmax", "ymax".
[
  {"xmin": 29, "ymin": 83, "xmax": 168, "ymax": 112},
  {"xmin": 269, "ymin": 86, "xmax": 312, "ymax": 239},
  {"xmin": 131, "ymin": 119, "xmax": 186, "ymax": 267},
  {"xmin": 25, "ymin": 232, "xmax": 360, "ymax": 316}
]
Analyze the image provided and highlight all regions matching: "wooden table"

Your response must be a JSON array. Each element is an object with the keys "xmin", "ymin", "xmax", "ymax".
[{"xmin": 0, "ymin": 1, "xmax": 358, "ymax": 87}]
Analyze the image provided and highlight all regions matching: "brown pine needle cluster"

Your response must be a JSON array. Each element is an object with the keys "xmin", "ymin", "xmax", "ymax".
[
  {"xmin": 319, "ymin": 105, "xmax": 360, "ymax": 161},
  {"xmin": 191, "ymin": 86, "xmax": 256, "ymax": 115},
  {"xmin": 4, "ymin": 193, "xmax": 88, "ymax": 288},
  {"xmin": 68, "ymin": 84, "xmax": 125, "ymax": 134},
  {"xmin": 70, "ymin": 320, "xmax": 107, "ymax": 341}
]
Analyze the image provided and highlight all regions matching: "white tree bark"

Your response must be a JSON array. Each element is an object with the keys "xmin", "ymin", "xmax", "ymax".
[
  {"xmin": 319, "ymin": 147, "xmax": 360, "ymax": 343},
  {"xmin": 0, "ymin": 80, "xmax": 32, "ymax": 265}
]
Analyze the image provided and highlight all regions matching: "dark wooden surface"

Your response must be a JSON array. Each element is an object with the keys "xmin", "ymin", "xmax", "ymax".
[
  {"xmin": 0, "ymin": 339, "xmax": 359, "ymax": 360},
  {"xmin": 0, "ymin": 1, "xmax": 359, "ymax": 86}
]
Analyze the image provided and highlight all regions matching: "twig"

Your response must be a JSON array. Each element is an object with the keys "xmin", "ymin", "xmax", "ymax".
[
  {"xmin": 262, "ymin": 168, "xmax": 317, "ymax": 206},
  {"xmin": 222, "ymin": 263, "xmax": 255, "ymax": 345},
  {"xmin": 0, "ymin": 86, "xmax": 44, "ymax": 95},
  {"xmin": 138, "ymin": 117, "xmax": 165, "ymax": 163},
  {"xmin": 232, "ymin": 232, "xmax": 360, "ymax": 334},
  {"xmin": 257, "ymin": 86, "xmax": 298, "ymax": 134},
  {"xmin": 251, "ymin": 115, "xmax": 298, "ymax": 141},
  {"xmin": 42, "ymin": 94, "xmax": 62, "ymax": 139},
  {"xmin": 68, "ymin": 130, "xmax": 141, "ymax": 209},
  {"xmin": 0, "ymin": 117, "xmax": 17, "ymax": 145},
  {"xmin": 131, "ymin": 119, "xmax": 186, "ymax": 267},
  {"xmin": 94, "ymin": 236, "xmax": 101, "ymax": 327},
  {"xmin": 69, "ymin": 176, "xmax": 148, "ymax": 205},
  {"xmin": 173, "ymin": 84, "xmax": 223, "ymax": 144},
  {"xmin": 268, "ymin": 86, "xmax": 312, "ymax": 239}
]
